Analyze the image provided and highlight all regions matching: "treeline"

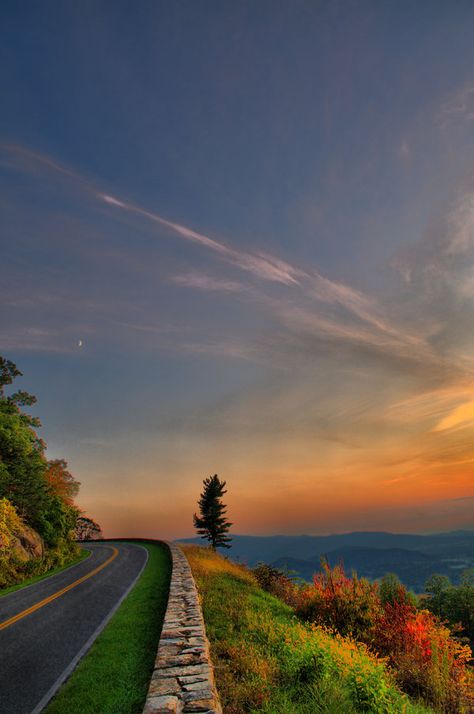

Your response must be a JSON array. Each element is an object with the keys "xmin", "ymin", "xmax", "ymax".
[
  {"xmin": 0, "ymin": 356, "xmax": 99, "ymax": 586},
  {"xmin": 254, "ymin": 561, "xmax": 473, "ymax": 712},
  {"xmin": 425, "ymin": 572, "xmax": 474, "ymax": 648}
]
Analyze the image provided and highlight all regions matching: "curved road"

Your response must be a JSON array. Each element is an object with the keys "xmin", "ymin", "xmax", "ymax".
[{"xmin": 0, "ymin": 542, "xmax": 148, "ymax": 714}]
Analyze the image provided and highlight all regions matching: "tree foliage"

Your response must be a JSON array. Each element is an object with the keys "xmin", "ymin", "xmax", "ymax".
[
  {"xmin": 46, "ymin": 459, "xmax": 80, "ymax": 505},
  {"xmin": 379, "ymin": 572, "xmax": 417, "ymax": 608},
  {"xmin": 0, "ymin": 358, "xmax": 50, "ymax": 531},
  {"xmin": 0, "ymin": 356, "xmax": 79, "ymax": 546},
  {"xmin": 75, "ymin": 515, "xmax": 103, "ymax": 541},
  {"xmin": 193, "ymin": 474, "xmax": 232, "ymax": 550},
  {"xmin": 425, "ymin": 571, "xmax": 474, "ymax": 645},
  {"xmin": 0, "ymin": 496, "xmax": 23, "ymax": 552}
]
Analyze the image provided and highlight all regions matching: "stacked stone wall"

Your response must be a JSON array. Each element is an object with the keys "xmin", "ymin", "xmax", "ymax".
[{"xmin": 143, "ymin": 542, "xmax": 222, "ymax": 714}]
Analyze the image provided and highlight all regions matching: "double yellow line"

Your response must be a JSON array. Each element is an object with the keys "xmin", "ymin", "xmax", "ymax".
[{"xmin": 0, "ymin": 546, "xmax": 119, "ymax": 632}]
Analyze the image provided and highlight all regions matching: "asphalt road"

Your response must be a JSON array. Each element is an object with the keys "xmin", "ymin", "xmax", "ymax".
[{"xmin": 0, "ymin": 542, "xmax": 148, "ymax": 714}]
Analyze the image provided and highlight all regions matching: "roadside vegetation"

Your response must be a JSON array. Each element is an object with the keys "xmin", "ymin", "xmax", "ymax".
[
  {"xmin": 0, "ymin": 356, "xmax": 99, "ymax": 587},
  {"xmin": 46, "ymin": 541, "xmax": 171, "ymax": 714},
  {"xmin": 182, "ymin": 544, "xmax": 438, "ymax": 714},
  {"xmin": 0, "ymin": 546, "xmax": 89, "ymax": 597}
]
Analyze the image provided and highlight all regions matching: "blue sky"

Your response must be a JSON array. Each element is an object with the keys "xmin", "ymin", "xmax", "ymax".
[{"xmin": 1, "ymin": 2, "xmax": 474, "ymax": 537}]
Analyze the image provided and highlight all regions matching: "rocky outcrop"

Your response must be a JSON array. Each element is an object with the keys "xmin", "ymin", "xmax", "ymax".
[
  {"xmin": 143, "ymin": 543, "xmax": 222, "ymax": 714},
  {"xmin": 10, "ymin": 524, "xmax": 44, "ymax": 562}
]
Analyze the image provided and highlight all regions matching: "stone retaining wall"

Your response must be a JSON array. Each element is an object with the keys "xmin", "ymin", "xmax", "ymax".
[{"xmin": 143, "ymin": 542, "xmax": 222, "ymax": 714}]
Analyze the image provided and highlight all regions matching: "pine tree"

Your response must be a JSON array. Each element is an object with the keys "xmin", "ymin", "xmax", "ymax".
[{"xmin": 193, "ymin": 474, "xmax": 232, "ymax": 550}]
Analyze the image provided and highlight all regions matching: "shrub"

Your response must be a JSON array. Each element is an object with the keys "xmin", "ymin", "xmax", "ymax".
[
  {"xmin": 0, "ymin": 496, "xmax": 23, "ymax": 551},
  {"xmin": 374, "ymin": 600, "xmax": 473, "ymax": 712},
  {"xmin": 293, "ymin": 561, "xmax": 473, "ymax": 712},
  {"xmin": 253, "ymin": 562, "xmax": 300, "ymax": 608},
  {"xmin": 0, "ymin": 497, "xmax": 24, "ymax": 586},
  {"xmin": 295, "ymin": 560, "xmax": 381, "ymax": 642}
]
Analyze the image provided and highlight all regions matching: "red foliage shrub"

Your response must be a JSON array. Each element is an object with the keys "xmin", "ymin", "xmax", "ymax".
[
  {"xmin": 374, "ymin": 600, "xmax": 473, "ymax": 712},
  {"xmin": 295, "ymin": 560, "xmax": 381, "ymax": 642}
]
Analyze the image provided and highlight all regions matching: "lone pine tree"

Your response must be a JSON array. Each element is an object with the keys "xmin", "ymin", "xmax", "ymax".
[{"xmin": 193, "ymin": 474, "xmax": 232, "ymax": 550}]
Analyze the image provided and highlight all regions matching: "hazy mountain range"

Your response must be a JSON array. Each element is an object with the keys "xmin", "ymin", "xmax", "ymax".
[{"xmin": 179, "ymin": 530, "xmax": 474, "ymax": 591}]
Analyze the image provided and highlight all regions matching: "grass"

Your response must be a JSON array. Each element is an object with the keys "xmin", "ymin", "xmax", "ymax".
[
  {"xmin": 46, "ymin": 541, "xmax": 171, "ymax": 714},
  {"xmin": 0, "ymin": 547, "xmax": 90, "ymax": 597},
  {"xmin": 182, "ymin": 544, "xmax": 434, "ymax": 714}
]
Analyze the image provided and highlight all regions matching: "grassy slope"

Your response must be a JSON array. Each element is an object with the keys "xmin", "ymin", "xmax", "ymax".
[
  {"xmin": 0, "ymin": 548, "xmax": 90, "ymax": 597},
  {"xmin": 182, "ymin": 544, "xmax": 433, "ymax": 714},
  {"xmin": 46, "ymin": 541, "xmax": 171, "ymax": 714}
]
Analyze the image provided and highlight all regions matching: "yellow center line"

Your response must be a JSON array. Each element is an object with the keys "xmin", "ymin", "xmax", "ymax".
[{"xmin": 0, "ymin": 546, "xmax": 119, "ymax": 632}]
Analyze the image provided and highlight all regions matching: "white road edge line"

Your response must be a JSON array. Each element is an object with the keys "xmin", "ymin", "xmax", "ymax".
[{"xmin": 31, "ymin": 542, "xmax": 150, "ymax": 714}]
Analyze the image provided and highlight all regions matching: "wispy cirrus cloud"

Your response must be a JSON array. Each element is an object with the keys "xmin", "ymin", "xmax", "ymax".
[
  {"xmin": 98, "ymin": 192, "xmax": 432, "ymax": 363},
  {"xmin": 0, "ymin": 142, "xmax": 96, "ymax": 191},
  {"xmin": 307, "ymin": 271, "xmax": 426, "ymax": 346},
  {"xmin": 433, "ymin": 399, "xmax": 474, "ymax": 432},
  {"xmin": 1, "ymin": 142, "xmax": 468, "ymax": 381},
  {"xmin": 445, "ymin": 192, "xmax": 474, "ymax": 255},
  {"xmin": 169, "ymin": 271, "xmax": 247, "ymax": 293},
  {"xmin": 275, "ymin": 303, "xmax": 434, "ymax": 364},
  {"xmin": 99, "ymin": 193, "xmax": 303, "ymax": 286},
  {"xmin": 2, "ymin": 143, "xmax": 426, "ymax": 361}
]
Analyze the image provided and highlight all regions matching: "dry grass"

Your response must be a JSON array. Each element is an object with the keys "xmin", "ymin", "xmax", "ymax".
[{"xmin": 180, "ymin": 544, "xmax": 256, "ymax": 584}]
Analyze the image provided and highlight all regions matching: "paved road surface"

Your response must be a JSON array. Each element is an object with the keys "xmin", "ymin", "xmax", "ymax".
[{"xmin": 0, "ymin": 542, "xmax": 148, "ymax": 714}]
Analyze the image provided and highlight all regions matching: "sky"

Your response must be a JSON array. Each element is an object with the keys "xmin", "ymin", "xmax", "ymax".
[{"xmin": 1, "ymin": 1, "xmax": 474, "ymax": 539}]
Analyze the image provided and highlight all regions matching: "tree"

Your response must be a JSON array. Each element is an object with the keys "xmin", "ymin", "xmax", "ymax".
[
  {"xmin": 75, "ymin": 515, "xmax": 103, "ymax": 541},
  {"xmin": 46, "ymin": 459, "xmax": 80, "ymax": 505},
  {"xmin": 380, "ymin": 572, "xmax": 417, "ymax": 608},
  {"xmin": 0, "ymin": 355, "xmax": 80, "ymax": 545},
  {"xmin": 425, "ymin": 571, "xmax": 474, "ymax": 644},
  {"xmin": 0, "ymin": 356, "xmax": 50, "ymax": 530},
  {"xmin": 425, "ymin": 574, "xmax": 451, "ymax": 617},
  {"xmin": 193, "ymin": 474, "xmax": 232, "ymax": 550}
]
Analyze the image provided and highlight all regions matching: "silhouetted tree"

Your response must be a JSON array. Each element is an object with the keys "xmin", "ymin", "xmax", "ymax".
[{"xmin": 193, "ymin": 474, "xmax": 232, "ymax": 550}]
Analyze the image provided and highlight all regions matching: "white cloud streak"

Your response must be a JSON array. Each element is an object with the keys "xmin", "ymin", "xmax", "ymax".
[
  {"xmin": 98, "ymin": 191, "xmax": 429, "ymax": 358},
  {"xmin": 170, "ymin": 272, "xmax": 246, "ymax": 292},
  {"xmin": 99, "ymin": 193, "xmax": 302, "ymax": 286}
]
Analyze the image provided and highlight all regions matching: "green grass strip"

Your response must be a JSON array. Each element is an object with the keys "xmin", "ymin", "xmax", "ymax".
[
  {"xmin": 0, "ymin": 548, "xmax": 90, "ymax": 597},
  {"xmin": 46, "ymin": 541, "xmax": 171, "ymax": 714}
]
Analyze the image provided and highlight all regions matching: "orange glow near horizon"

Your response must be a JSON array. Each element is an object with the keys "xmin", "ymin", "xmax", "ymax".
[{"xmin": 77, "ymin": 388, "xmax": 474, "ymax": 539}]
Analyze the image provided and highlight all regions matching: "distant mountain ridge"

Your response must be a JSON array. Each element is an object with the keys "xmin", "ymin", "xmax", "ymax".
[{"xmin": 178, "ymin": 530, "xmax": 474, "ymax": 591}]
